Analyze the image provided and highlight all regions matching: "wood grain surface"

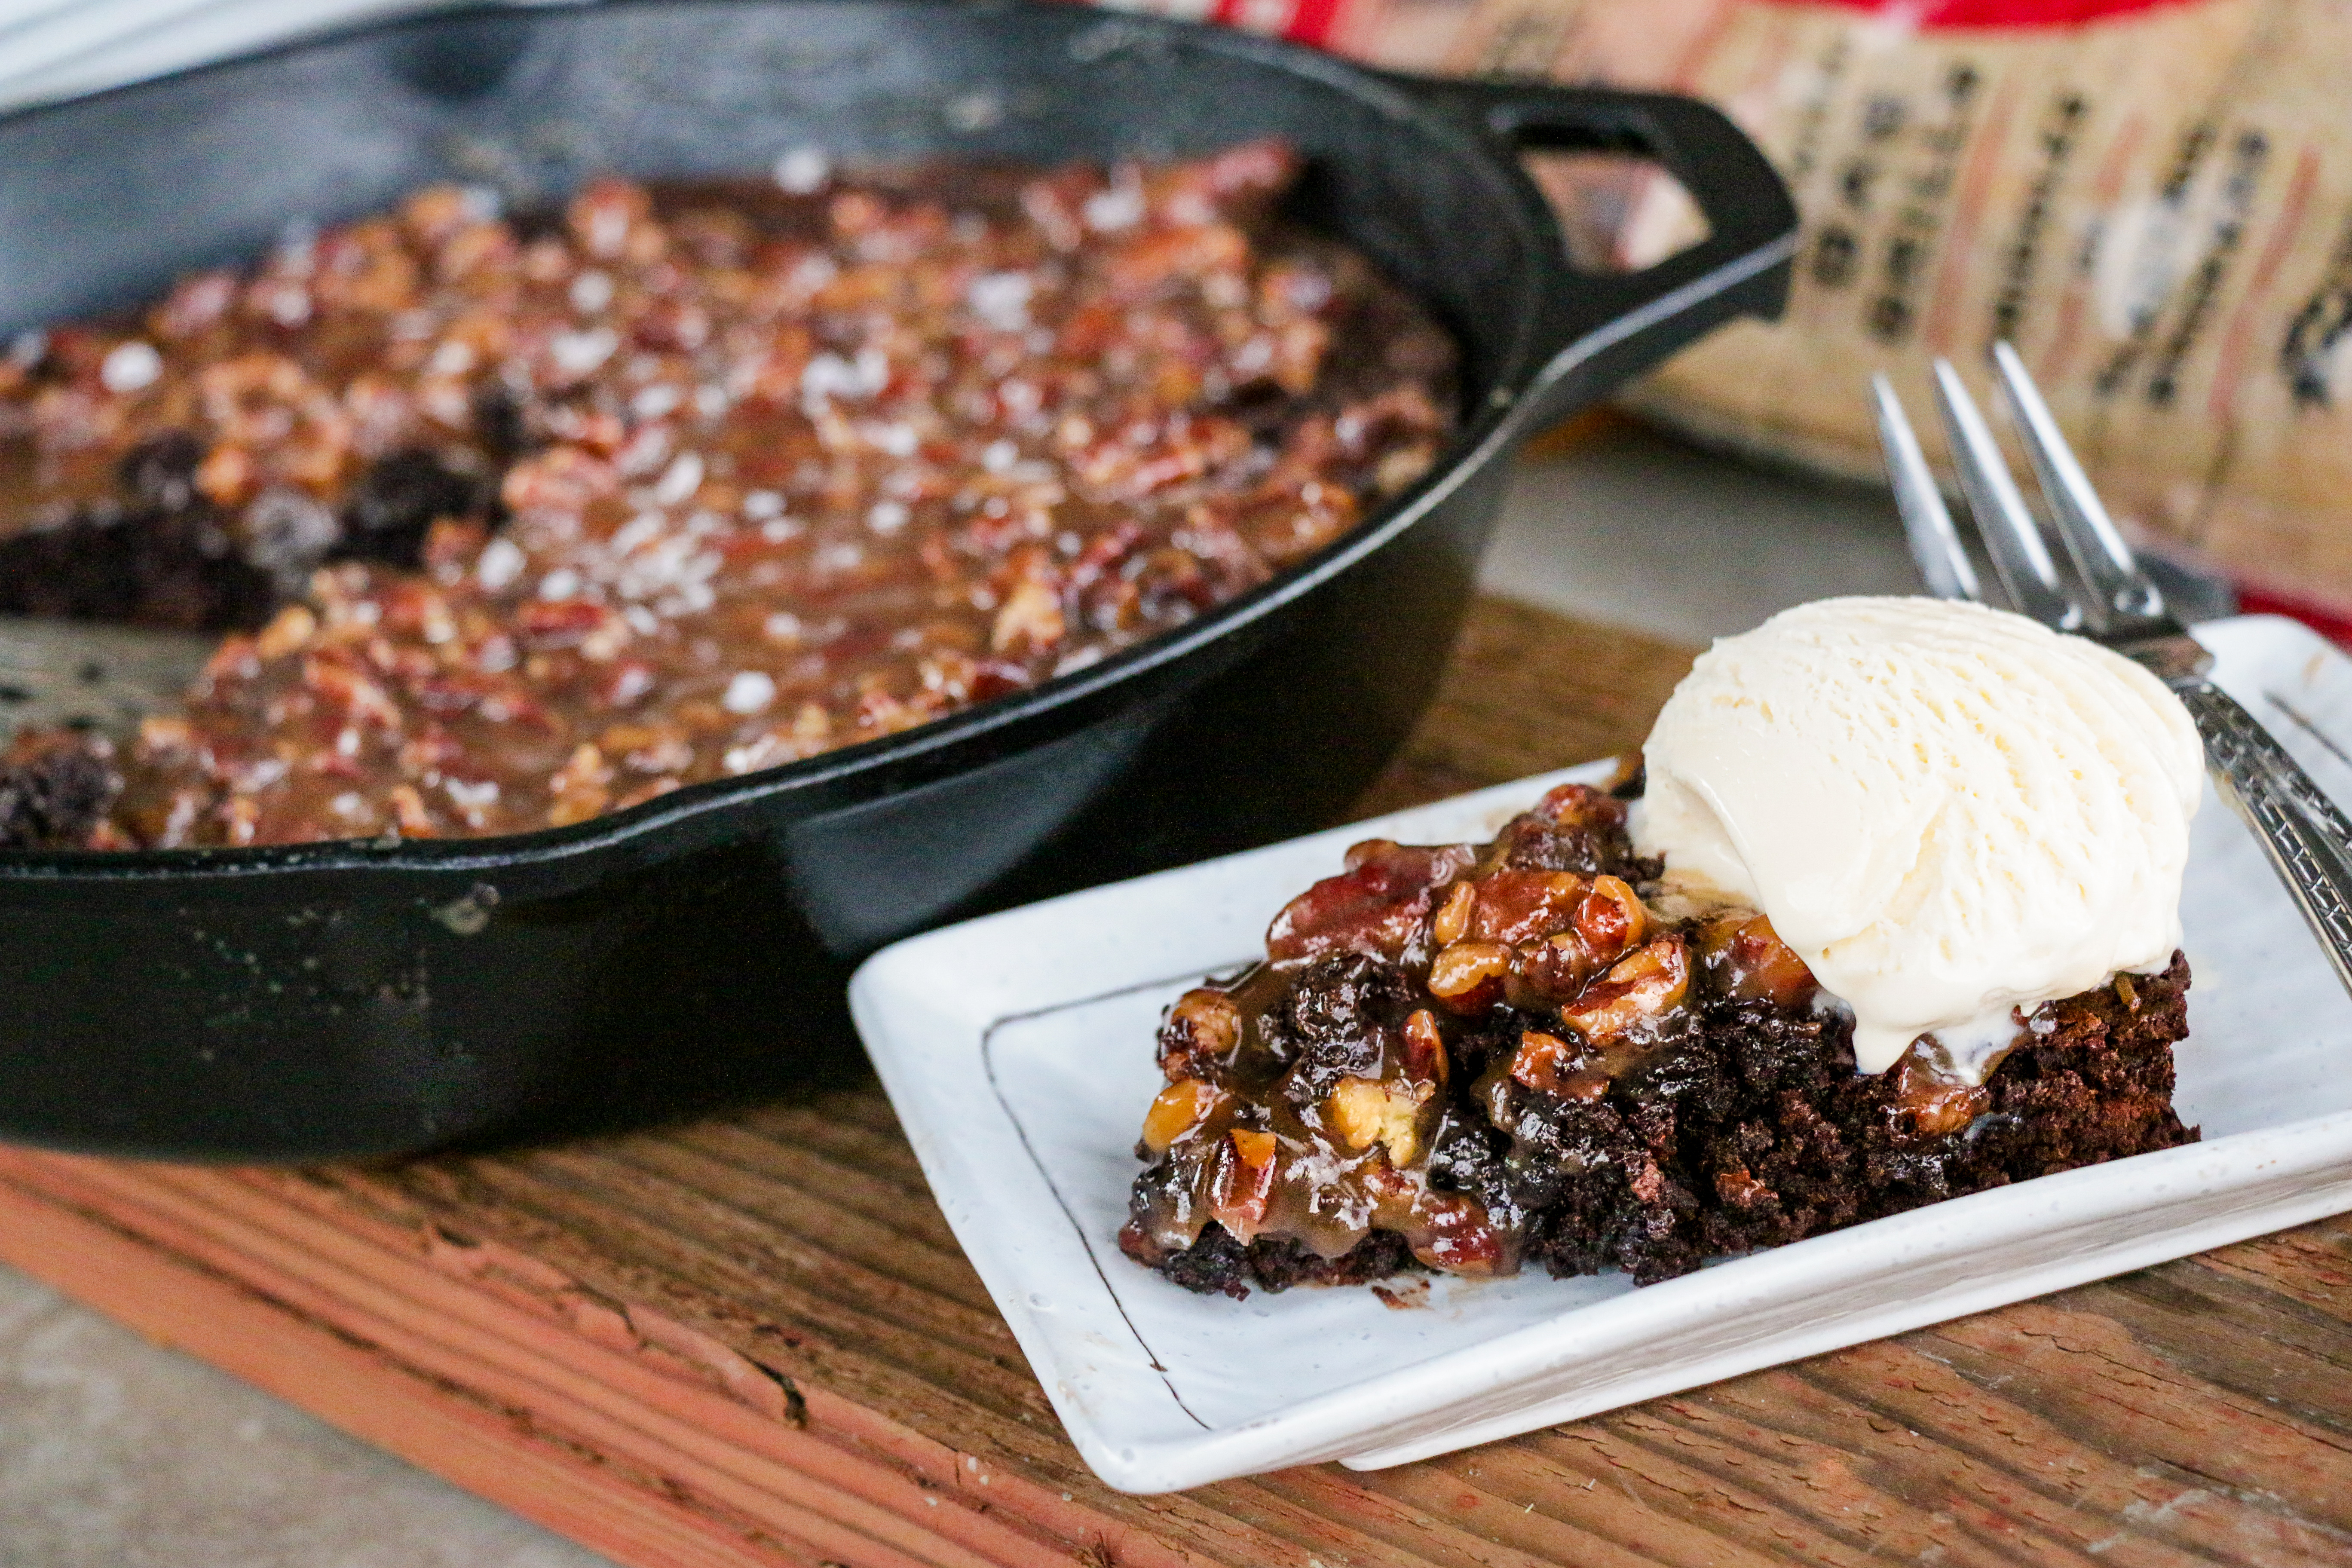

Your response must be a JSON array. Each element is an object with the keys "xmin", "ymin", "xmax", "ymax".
[{"xmin": 3, "ymin": 596, "xmax": 2350, "ymax": 1568}]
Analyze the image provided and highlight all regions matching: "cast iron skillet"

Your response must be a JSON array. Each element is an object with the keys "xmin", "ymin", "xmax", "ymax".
[{"xmin": 0, "ymin": 0, "xmax": 1795, "ymax": 1158}]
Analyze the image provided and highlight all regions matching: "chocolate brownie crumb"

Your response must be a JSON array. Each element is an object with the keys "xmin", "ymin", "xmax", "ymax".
[
  {"xmin": 334, "ymin": 448, "xmax": 498, "ymax": 570},
  {"xmin": 1119, "ymin": 1216, "xmax": 1420, "ymax": 1300},
  {"xmin": 0, "ymin": 735, "xmax": 120, "ymax": 849},
  {"xmin": 0, "ymin": 434, "xmax": 274, "ymax": 631}
]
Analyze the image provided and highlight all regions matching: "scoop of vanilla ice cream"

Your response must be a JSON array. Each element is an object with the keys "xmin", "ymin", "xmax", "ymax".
[{"xmin": 1633, "ymin": 596, "xmax": 2202, "ymax": 1078}]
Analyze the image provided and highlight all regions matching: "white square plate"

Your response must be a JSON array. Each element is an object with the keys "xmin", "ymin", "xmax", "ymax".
[{"xmin": 849, "ymin": 614, "xmax": 2352, "ymax": 1494}]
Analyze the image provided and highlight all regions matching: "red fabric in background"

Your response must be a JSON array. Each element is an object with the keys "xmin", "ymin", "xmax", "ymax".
[
  {"xmin": 1284, "ymin": 0, "xmax": 1348, "ymax": 45},
  {"xmin": 1268, "ymin": 0, "xmax": 2206, "ymax": 48},
  {"xmin": 2234, "ymin": 588, "xmax": 2352, "ymax": 651},
  {"xmin": 1761, "ymin": 0, "xmax": 2200, "ymax": 25}
]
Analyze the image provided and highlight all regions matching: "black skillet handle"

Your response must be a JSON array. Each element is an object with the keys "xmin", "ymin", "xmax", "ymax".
[{"xmin": 1378, "ymin": 75, "xmax": 1800, "ymax": 434}]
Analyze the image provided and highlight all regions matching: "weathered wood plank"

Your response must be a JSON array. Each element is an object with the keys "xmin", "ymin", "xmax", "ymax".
[{"xmin": 0, "ymin": 595, "xmax": 2346, "ymax": 1568}]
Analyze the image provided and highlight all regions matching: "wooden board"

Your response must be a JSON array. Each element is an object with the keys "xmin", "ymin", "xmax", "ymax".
[{"xmin": 4, "ymin": 595, "xmax": 2351, "ymax": 1568}]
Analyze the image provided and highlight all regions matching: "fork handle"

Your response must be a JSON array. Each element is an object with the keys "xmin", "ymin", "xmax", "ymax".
[{"xmin": 2174, "ymin": 676, "xmax": 2352, "ymax": 998}]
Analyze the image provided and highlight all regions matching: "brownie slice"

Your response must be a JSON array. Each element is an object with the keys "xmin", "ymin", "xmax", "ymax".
[{"xmin": 1119, "ymin": 783, "xmax": 2197, "ymax": 1297}]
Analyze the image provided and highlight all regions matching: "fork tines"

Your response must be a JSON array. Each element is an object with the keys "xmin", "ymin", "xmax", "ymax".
[{"xmin": 1875, "ymin": 344, "xmax": 2170, "ymax": 639}]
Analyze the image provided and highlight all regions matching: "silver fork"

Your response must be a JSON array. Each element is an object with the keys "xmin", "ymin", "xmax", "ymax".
[{"xmin": 1873, "ymin": 343, "xmax": 2352, "ymax": 999}]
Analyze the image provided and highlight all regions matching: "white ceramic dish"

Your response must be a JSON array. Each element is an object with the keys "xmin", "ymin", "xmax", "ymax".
[{"xmin": 849, "ymin": 613, "xmax": 2352, "ymax": 1494}]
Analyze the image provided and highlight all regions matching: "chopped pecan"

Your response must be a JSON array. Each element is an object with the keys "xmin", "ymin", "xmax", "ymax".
[
  {"xmin": 1697, "ymin": 912, "xmax": 1816, "ymax": 1008},
  {"xmin": 1468, "ymin": 869, "xmax": 1586, "ymax": 946},
  {"xmin": 1426, "ymin": 939, "xmax": 1512, "ymax": 1014},
  {"xmin": 1211, "ymin": 1128, "xmax": 1280, "ymax": 1238},
  {"xmin": 1266, "ymin": 839, "xmax": 1475, "ymax": 964},
  {"xmin": 1159, "ymin": 987, "xmax": 1243, "ymax": 1081},
  {"xmin": 1561, "ymin": 934, "xmax": 1691, "ymax": 1042},
  {"xmin": 1430, "ymin": 881, "xmax": 1475, "ymax": 946},
  {"xmin": 1141, "ymin": 1079, "xmax": 1223, "ymax": 1154},
  {"xmin": 1325, "ymin": 1075, "xmax": 1433, "ymax": 1167},
  {"xmin": 1400, "ymin": 1007, "xmax": 1447, "ymax": 1086},
  {"xmin": 1885, "ymin": 1054, "xmax": 1992, "ymax": 1141}
]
